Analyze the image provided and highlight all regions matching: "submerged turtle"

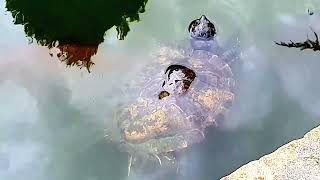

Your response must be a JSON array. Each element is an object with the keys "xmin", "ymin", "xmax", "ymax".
[{"xmin": 114, "ymin": 15, "xmax": 239, "ymax": 175}]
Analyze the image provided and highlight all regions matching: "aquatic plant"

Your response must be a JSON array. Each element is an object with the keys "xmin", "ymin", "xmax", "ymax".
[
  {"xmin": 275, "ymin": 30, "xmax": 320, "ymax": 52},
  {"xmin": 275, "ymin": 10, "xmax": 320, "ymax": 52}
]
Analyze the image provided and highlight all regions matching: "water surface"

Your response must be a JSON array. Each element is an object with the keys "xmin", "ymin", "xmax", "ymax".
[{"xmin": 1, "ymin": 0, "xmax": 320, "ymax": 180}]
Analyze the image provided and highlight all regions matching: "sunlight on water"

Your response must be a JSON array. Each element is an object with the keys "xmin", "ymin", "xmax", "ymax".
[{"xmin": 1, "ymin": 0, "xmax": 320, "ymax": 180}]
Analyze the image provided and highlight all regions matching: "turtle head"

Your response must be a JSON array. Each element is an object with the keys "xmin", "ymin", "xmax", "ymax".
[{"xmin": 188, "ymin": 15, "xmax": 216, "ymax": 40}]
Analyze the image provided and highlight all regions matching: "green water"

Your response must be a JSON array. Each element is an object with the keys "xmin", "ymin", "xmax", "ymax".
[{"xmin": 0, "ymin": 0, "xmax": 320, "ymax": 180}]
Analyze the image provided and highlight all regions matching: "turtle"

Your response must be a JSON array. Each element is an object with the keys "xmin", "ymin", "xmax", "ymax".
[{"xmin": 114, "ymin": 15, "xmax": 240, "ymax": 175}]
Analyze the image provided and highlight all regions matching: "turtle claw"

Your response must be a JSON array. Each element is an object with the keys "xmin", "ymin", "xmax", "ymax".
[
  {"xmin": 164, "ymin": 155, "xmax": 173, "ymax": 161},
  {"xmin": 128, "ymin": 155, "xmax": 133, "ymax": 177},
  {"xmin": 154, "ymin": 154, "xmax": 162, "ymax": 166}
]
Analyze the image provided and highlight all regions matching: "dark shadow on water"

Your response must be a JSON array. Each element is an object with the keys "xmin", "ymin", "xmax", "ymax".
[
  {"xmin": 67, "ymin": 141, "xmax": 128, "ymax": 180},
  {"xmin": 5, "ymin": 0, "xmax": 148, "ymax": 72},
  {"xmin": 47, "ymin": 140, "xmax": 128, "ymax": 180}
]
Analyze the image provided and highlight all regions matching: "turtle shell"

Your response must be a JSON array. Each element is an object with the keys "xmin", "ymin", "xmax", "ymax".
[{"xmin": 116, "ymin": 45, "xmax": 235, "ymax": 158}]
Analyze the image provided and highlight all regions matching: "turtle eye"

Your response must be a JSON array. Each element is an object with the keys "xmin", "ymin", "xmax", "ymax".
[{"xmin": 188, "ymin": 19, "xmax": 197, "ymax": 32}]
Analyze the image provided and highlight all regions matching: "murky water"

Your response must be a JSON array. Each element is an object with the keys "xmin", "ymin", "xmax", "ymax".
[{"xmin": 1, "ymin": 0, "xmax": 320, "ymax": 180}]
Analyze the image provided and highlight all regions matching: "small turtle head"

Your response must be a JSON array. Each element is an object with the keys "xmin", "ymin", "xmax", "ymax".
[{"xmin": 188, "ymin": 15, "xmax": 216, "ymax": 40}]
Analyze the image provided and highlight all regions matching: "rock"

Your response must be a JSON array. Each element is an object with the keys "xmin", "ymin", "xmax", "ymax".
[{"xmin": 221, "ymin": 126, "xmax": 320, "ymax": 180}]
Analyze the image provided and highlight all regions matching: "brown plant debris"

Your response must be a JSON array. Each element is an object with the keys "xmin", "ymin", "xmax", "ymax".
[{"xmin": 57, "ymin": 44, "xmax": 98, "ymax": 73}]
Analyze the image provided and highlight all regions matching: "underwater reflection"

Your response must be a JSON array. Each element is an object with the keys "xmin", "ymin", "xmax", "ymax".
[
  {"xmin": 54, "ymin": 44, "xmax": 97, "ymax": 72},
  {"xmin": 5, "ymin": 0, "xmax": 148, "ymax": 72}
]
